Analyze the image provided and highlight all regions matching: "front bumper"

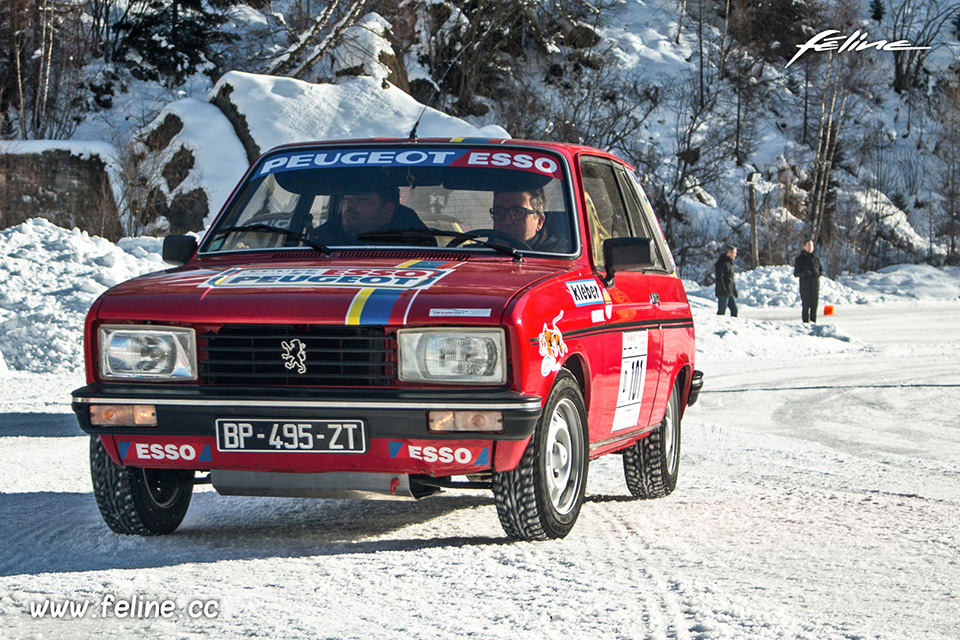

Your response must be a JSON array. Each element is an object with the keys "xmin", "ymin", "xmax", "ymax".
[
  {"xmin": 72, "ymin": 384, "xmax": 542, "ymax": 476},
  {"xmin": 72, "ymin": 383, "xmax": 541, "ymax": 439}
]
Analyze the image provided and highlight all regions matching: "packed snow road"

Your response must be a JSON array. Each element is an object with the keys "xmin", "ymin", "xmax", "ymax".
[{"xmin": 2, "ymin": 302, "xmax": 959, "ymax": 639}]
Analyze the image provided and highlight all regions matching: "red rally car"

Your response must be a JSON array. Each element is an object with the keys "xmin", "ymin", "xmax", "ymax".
[{"xmin": 73, "ymin": 138, "xmax": 703, "ymax": 541}]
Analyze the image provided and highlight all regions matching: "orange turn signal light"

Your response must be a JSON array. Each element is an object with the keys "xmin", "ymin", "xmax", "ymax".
[
  {"xmin": 90, "ymin": 404, "xmax": 157, "ymax": 427},
  {"xmin": 428, "ymin": 410, "xmax": 503, "ymax": 433}
]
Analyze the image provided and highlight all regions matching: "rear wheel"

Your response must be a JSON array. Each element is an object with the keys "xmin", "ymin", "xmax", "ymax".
[
  {"xmin": 493, "ymin": 371, "xmax": 588, "ymax": 540},
  {"xmin": 623, "ymin": 379, "xmax": 681, "ymax": 499},
  {"xmin": 90, "ymin": 436, "xmax": 194, "ymax": 535}
]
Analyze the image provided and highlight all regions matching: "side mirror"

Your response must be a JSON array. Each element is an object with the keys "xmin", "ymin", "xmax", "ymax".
[
  {"xmin": 162, "ymin": 235, "xmax": 198, "ymax": 266},
  {"xmin": 602, "ymin": 237, "xmax": 654, "ymax": 287}
]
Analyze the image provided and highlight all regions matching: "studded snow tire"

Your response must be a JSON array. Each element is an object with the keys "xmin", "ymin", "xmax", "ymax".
[
  {"xmin": 492, "ymin": 371, "xmax": 588, "ymax": 541},
  {"xmin": 623, "ymin": 379, "xmax": 681, "ymax": 499},
  {"xmin": 90, "ymin": 436, "xmax": 194, "ymax": 535}
]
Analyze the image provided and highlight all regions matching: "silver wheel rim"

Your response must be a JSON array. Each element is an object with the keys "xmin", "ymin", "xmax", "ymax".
[
  {"xmin": 545, "ymin": 398, "xmax": 584, "ymax": 515},
  {"xmin": 663, "ymin": 389, "xmax": 679, "ymax": 476}
]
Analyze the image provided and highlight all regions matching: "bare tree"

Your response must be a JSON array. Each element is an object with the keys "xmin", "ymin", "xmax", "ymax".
[
  {"xmin": 888, "ymin": 0, "xmax": 960, "ymax": 94},
  {"xmin": 804, "ymin": 0, "xmax": 877, "ymax": 243},
  {"xmin": 1, "ymin": 0, "xmax": 87, "ymax": 139},
  {"xmin": 633, "ymin": 78, "xmax": 730, "ymax": 271},
  {"xmin": 269, "ymin": 0, "xmax": 370, "ymax": 79},
  {"xmin": 504, "ymin": 71, "xmax": 660, "ymax": 159},
  {"xmin": 935, "ymin": 77, "xmax": 960, "ymax": 262}
]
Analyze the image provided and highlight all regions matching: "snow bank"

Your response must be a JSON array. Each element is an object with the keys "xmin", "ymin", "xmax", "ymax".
[
  {"xmin": 0, "ymin": 219, "xmax": 166, "ymax": 373},
  {"xmin": 840, "ymin": 264, "xmax": 960, "ymax": 300},
  {"xmin": 687, "ymin": 265, "xmax": 881, "ymax": 307},
  {"xmin": 209, "ymin": 71, "xmax": 508, "ymax": 155},
  {"xmin": 693, "ymin": 306, "xmax": 865, "ymax": 361},
  {"xmin": 687, "ymin": 263, "xmax": 960, "ymax": 308}
]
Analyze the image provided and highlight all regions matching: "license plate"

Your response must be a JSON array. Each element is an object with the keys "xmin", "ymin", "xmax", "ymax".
[{"xmin": 215, "ymin": 419, "xmax": 366, "ymax": 453}]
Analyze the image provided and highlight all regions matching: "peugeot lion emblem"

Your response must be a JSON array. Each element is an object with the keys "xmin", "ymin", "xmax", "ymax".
[{"xmin": 281, "ymin": 339, "xmax": 307, "ymax": 374}]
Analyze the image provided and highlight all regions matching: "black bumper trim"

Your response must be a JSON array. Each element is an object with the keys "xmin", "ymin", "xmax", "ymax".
[{"xmin": 72, "ymin": 384, "xmax": 542, "ymax": 441}]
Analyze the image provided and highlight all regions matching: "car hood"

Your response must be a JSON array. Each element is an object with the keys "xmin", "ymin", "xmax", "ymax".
[{"xmin": 95, "ymin": 255, "xmax": 567, "ymax": 326}]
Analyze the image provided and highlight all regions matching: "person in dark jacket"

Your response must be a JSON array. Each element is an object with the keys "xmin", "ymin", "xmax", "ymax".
[
  {"xmin": 793, "ymin": 239, "xmax": 823, "ymax": 322},
  {"xmin": 714, "ymin": 245, "xmax": 738, "ymax": 317},
  {"xmin": 314, "ymin": 186, "xmax": 434, "ymax": 246}
]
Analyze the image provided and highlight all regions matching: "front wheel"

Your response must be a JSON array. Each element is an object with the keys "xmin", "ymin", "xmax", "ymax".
[
  {"xmin": 90, "ymin": 436, "xmax": 194, "ymax": 535},
  {"xmin": 493, "ymin": 371, "xmax": 588, "ymax": 540},
  {"xmin": 622, "ymin": 379, "xmax": 681, "ymax": 499}
]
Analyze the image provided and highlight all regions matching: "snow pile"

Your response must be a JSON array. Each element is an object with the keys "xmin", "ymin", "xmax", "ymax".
[
  {"xmin": 0, "ymin": 219, "xmax": 166, "ymax": 373},
  {"xmin": 687, "ymin": 264, "xmax": 960, "ymax": 308},
  {"xmin": 693, "ymin": 309, "xmax": 865, "ymax": 362},
  {"xmin": 687, "ymin": 265, "xmax": 881, "ymax": 307},
  {"xmin": 209, "ymin": 71, "xmax": 509, "ymax": 154},
  {"xmin": 839, "ymin": 264, "xmax": 960, "ymax": 300}
]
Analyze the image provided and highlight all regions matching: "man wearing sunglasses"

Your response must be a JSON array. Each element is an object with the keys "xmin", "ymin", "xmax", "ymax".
[{"xmin": 490, "ymin": 188, "xmax": 562, "ymax": 251}]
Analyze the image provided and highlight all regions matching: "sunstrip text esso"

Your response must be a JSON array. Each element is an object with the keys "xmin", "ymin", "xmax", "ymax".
[
  {"xmin": 452, "ymin": 151, "xmax": 562, "ymax": 178},
  {"xmin": 74, "ymin": 138, "xmax": 701, "ymax": 542}
]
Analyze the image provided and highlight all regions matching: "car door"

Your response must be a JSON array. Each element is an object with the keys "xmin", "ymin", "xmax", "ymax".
[
  {"xmin": 614, "ymin": 165, "xmax": 690, "ymax": 425},
  {"xmin": 579, "ymin": 156, "xmax": 663, "ymax": 440}
]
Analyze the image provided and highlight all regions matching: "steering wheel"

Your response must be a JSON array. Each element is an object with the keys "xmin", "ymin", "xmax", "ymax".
[{"xmin": 446, "ymin": 228, "xmax": 532, "ymax": 250}]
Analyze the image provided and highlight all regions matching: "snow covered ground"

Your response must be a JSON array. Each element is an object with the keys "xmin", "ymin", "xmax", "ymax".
[{"xmin": 1, "ymin": 219, "xmax": 959, "ymax": 639}]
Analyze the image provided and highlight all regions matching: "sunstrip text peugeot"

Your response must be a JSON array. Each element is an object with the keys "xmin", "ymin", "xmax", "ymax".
[{"xmin": 73, "ymin": 138, "xmax": 703, "ymax": 540}]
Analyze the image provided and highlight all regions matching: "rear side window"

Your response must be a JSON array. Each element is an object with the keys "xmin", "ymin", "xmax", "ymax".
[
  {"xmin": 579, "ymin": 158, "xmax": 633, "ymax": 266},
  {"xmin": 614, "ymin": 166, "xmax": 670, "ymax": 272}
]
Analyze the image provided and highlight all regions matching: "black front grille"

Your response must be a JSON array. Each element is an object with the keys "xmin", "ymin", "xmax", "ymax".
[{"xmin": 199, "ymin": 325, "xmax": 395, "ymax": 386}]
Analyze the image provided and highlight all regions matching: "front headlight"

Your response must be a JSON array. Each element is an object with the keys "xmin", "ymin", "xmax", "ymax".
[
  {"xmin": 397, "ymin": 328, "xmax": 506, "ymax": 384},
  {"xmin": 98, "ymin": 325, "xmax": 197, "ymax": 381}
]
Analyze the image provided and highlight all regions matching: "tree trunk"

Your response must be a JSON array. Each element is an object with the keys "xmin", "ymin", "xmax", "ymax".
[{"xmin": 676, "ymin": 0, "xmax": 687, "ymax": 45}]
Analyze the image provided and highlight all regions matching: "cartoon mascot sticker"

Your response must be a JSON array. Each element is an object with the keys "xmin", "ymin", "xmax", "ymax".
[{"xmin": 538, "ymin": 311, "xmax": 568, "ymax": 376}]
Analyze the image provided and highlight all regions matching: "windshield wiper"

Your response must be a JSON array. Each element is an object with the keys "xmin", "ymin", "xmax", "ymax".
[
  {"xmin": 357, "ymin": 228, "xmax": 522, "ymax": 260},
  {"xmin": 211, "ymin": 223, "xmax": 331, "ymax": 255}
]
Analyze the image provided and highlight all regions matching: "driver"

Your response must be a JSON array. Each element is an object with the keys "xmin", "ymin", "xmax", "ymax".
[
  {"xmin": 490, "ymin": 188, "xmax": 563, "ymax": 251},
  {"xmin": 314, "ymin": 185, "xmax": 434, "ymax": 245}
]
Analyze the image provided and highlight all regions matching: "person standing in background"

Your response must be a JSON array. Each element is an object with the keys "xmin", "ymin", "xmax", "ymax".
[
  {"xmin": 714, "ymin": 245, "xmax": 738, "ymax": 317},
  {"xmin": 794, "ymin": 239, "xmax": 823, "ymax": 322}
]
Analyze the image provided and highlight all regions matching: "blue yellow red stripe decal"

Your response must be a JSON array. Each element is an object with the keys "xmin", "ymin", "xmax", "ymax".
[{"xmin": 345, "ymin": 259, "xmax": 451, "ymax": 325}]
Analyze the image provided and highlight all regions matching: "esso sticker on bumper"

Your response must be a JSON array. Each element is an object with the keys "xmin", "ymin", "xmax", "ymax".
[
  {"xmin": 117, "ymin": 440, "xmax": 213, "ymax": 463},
  {"xmin": 388, "ymin": 441, "xmax": 490, "ymax": 466}
]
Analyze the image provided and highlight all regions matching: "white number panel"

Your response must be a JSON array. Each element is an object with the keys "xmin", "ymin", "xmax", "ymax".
[{"xmin": 612, "ymin": 330, "xmax": 648, "ymax": 432}]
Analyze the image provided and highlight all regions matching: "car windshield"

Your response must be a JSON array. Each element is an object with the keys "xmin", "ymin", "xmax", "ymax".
[{"xmin": 201, "ymin": 146, "xmax": 575, "ymax": 256}]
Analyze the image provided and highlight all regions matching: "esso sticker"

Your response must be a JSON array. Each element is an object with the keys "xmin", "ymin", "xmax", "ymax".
[
  {"xmin": 410, "ymin": 445, "xmax": 472, "ymax": 464},
  {"xmin": 388, "ymin": 441, "xmax": 490, "ymax": 466},
  {"xmin": 134, "ymin": 443, "xmax": 197, "ymax": 461}
]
